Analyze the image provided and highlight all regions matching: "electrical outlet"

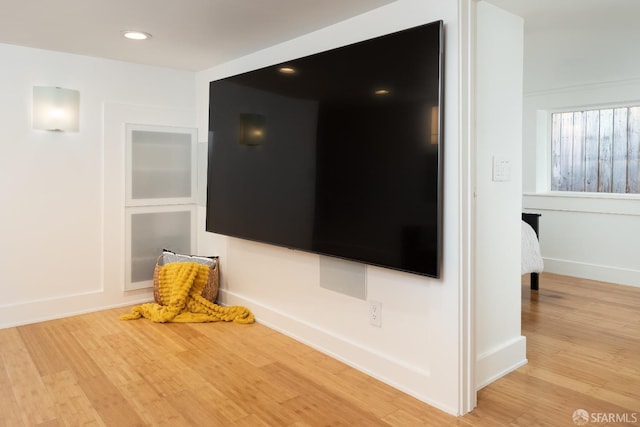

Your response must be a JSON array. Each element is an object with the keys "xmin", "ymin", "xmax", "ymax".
[{"xmin": 368, "ymin": 301, "xmax": 382, "ymax": 327}]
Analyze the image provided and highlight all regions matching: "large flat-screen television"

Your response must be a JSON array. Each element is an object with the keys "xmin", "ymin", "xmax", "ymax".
[{"xmin": 206, "ymin": 20, "xmax": 443, "ymax": 278}]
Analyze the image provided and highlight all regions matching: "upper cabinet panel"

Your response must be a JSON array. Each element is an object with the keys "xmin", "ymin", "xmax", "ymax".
[{"xmin": 126, "ymin": 124, "xmax": 197, "ymax": 206}]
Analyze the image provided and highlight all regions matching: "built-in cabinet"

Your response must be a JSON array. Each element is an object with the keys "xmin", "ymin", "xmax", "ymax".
[{"xmin": 124, "ymin": 124, "xmax": 197, "ymax": 290}]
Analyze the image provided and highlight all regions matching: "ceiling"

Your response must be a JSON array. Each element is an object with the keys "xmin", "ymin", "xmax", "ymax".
[
  {"xmin": 488, "ymin": 0, "xmax": 640, "ymax": 33},
  {"xmin": 0, "ymin": 0, "xmax": 394, "ymax": 71},
  {"xmin": 0, "ymin": 0, "xmax": 636, "ymax": 72}
]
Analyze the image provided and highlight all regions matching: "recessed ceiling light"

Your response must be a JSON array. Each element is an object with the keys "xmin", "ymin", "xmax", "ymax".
[
  {"xmin": 278, "ymin": 66, "xmax": 297, "ymax": 75},
  {"xmin": 122, "ymin": 31, "xmax": 152, "ymax": 40},
  {"xmin": 374, "ymin": 89, "xmax": 391, "ymax": 96}
]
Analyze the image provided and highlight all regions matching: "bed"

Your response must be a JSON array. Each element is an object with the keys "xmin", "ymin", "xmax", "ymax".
[{"xmin": 522, "ymin": 213, "xmax": 544, "ymax": 290}]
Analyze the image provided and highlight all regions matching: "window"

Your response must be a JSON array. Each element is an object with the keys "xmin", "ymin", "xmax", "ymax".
[{"xmin": 551, "ymin": 106, "xmax": 640, "ymax": 193}]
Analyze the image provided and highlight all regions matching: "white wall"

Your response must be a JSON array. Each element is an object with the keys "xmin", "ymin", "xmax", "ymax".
[
  {"xmin": 0, "ymin": 43, "xmax": 196, "ymax": 327},
  {"xmin": 522, "ymin": 13, "xmax": 640, "ymax": 287},
  {"xmin": 0, "ymin": 0, "xmax": 529, "ymax": 416},
  {"xmin": 474, "ymin": 2, "xmax": 526, "ymax": 388},
  {"xmin": 196, "ymin": 0, "xmax": 466, "ymax": 415}
]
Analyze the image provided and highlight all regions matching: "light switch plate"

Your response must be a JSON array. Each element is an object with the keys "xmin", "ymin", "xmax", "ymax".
[{"xmin": 492, "ymin": 156, "xmax": 511, "ymax": 182}]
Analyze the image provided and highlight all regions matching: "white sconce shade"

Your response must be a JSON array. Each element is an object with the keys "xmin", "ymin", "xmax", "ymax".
[{"xmin": 32, "ymin": 86, "xmax": 80, "ymax": 132}]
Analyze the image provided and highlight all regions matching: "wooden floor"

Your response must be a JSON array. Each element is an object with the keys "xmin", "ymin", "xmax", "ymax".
[{"xmin": 1, "ymin": 273, "xmax": 638, "ymax": 426}]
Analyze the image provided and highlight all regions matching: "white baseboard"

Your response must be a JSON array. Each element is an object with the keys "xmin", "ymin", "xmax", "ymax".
[
  {"xmin": 544, "ymin": 257, "xmax": 640, "ymax": 288},
  {"xmin": 219, "ymin": 288, "xmax": 459, "ymax": 416},
  {"xmin": 0, "ymin": 291, "xmax": 153, "ymax": 329},
  {"xmin": 476, "ymin": 336, "xmax": 527, "ymax": 390}
]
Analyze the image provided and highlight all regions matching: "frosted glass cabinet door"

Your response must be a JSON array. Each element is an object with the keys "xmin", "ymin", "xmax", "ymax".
[
  {"xmin": 126, "ymin": 124, "xmax": 197, "ymax": 206},
  {"xmin": 125, "ymin": 206, "xmax": 196, "ymax": 290}
]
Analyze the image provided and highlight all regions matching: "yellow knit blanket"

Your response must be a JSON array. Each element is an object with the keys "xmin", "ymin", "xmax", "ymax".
[{"xmin": 120, "ymin": 262, "xmax": 254, "ymax": 324}]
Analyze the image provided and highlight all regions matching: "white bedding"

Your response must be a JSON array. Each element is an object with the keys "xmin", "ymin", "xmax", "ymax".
[{"xmin": 521, "ymin": 220, "xmax": 544, "ymax": 275}]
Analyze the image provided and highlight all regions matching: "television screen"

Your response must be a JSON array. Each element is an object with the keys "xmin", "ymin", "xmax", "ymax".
[{"xmin": 206, "ymin": 20, "xmax": 443, "ymax": 277}]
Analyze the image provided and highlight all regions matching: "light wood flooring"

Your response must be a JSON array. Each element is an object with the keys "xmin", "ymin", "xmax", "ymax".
[{"xmin": 0, "ymin": 273, "xmax": 638, "ymax": 426}]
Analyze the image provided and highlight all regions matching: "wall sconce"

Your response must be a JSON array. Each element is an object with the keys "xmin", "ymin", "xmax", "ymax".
[{"xmin": 32, "ymin": 86, "xmax": 80, "ymax": 132}]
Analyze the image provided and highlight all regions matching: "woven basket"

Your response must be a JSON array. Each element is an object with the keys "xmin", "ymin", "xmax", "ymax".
[{"xmin": 153, "ymin": 253, "xmax": 219, "ymax": 305}]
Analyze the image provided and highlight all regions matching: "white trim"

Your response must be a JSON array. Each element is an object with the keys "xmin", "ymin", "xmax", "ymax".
[
  {"xmin": 525, "ymin": 191, "xmax": 640, "ymax": 201},
  {"xmin": 99, "ymin": 102, "xmax": 196, "ymax": 329},
  {"xmin": 535, "ymin": 109, "xmax": 550, "ymax": 192},
  {"xmin": 523, "ymin": 193, "xmax": 640, "ymax": 216},
  {"xmin": 125, "ymin": 123, "xmax": 198, "ymax": 207},
  {"xmin": 458, "ymin": 0, "xmax": 477, "ymax": 415},
  {"xmin": 218, "ymin": 288, "xmax": 463, "ymax": 416},
  {"xmin": 124, "ymin": 204, "xmax": 197, "ymax": 291},
  {"xmin": 0, "ymin": 296, "xmax": 153, "ymax": 329},
  {"xmin": 543, "ymin": 258, "xmax": 640, "ymax": 288},
  {"xmin": 475, "ymin": 336, "xmax": 527, "ymax": 390},
  {"xmin": 0, "ymin": 289, "xmax": 104, "ymax": 310},
  {"xmin": 524, "ymin": 76, "xmax": 640, "ymax": 98},
  {"xmin": 545, "ymin": 100, "xmax": 640, "ymax": 114}
]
